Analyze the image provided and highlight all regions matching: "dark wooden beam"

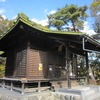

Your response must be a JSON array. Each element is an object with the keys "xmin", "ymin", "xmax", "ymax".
[
  {"xmin": 85, "ymin": 51, "xmax": 89, "ymax": 84},
  {"xmin": 72, "ymin": 54, "xmax": 78, "ymax": 77}
]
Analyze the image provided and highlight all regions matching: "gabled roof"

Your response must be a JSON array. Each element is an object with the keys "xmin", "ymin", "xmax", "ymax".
[{"xmin": 0, "ymin": 14, "xmax": 100, "ymax": 55}]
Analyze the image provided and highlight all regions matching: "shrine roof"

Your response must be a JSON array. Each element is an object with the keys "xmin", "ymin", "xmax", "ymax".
[
  {"xmin": 0, "ymin": 14, "xmax": 100, "ymax": 55},
  {"xmin": 0, "ymin": 14, "xmax": 84, "ymax": 40}
]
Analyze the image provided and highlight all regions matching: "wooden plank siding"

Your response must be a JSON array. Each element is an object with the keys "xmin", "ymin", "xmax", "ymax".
[
  {"xmin": 27, "ymin": 49, "xmax": 47, "ymax": 78},
  {"xmin": 14, "ymin": 49, "xmax": 27, "ymax": 77},
  {"xmin": 5, "ymin": 44, "xmax": 67, "ymax": 80}
]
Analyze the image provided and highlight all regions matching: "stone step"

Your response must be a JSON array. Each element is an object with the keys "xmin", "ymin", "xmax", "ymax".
[
  {"xmin": 85, "ymin": 90, "xmax": 95, "ymax": 96},
  {"xmin": 86, "ymin": 92, "xmax": 100, "ymax": 100},
  {"xmin": 73, "ymin": 86, "xmax": 90, "ymax": 91},
  {"xmin": 57, "ymin": 86, "xmax": 100, "ymax": 100},
  {"xmin": 73, "ymin": 86, "xmax": 97, "ymax": 99}
]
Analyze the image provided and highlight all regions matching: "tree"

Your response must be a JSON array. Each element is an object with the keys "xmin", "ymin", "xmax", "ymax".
[
  {"xmin": 48, "ymin": 4, "xmax": 88, "ymax": 31},
  {"xmin": 94, "ymin": 15, "xmax": 100, "ymax": 33},
  {"xmin": 0, "ymin": 15, "xmax": 14, "ymax": 38},
  {"xmin": 48, "ymin": 11, "xmax": 65, "ymax": 30},
  {"xmin": 90, "ymin": 0, "xmax": 100, "ymax": 17},
  {"xmin": 90, "ymin": 0, "xmax": 100, "ymax": 33}
]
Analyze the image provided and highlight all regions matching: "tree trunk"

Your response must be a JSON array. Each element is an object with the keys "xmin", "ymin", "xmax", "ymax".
[{"xmin": 71, "ymin": 20, "xmax": 76, "ymax": 32}]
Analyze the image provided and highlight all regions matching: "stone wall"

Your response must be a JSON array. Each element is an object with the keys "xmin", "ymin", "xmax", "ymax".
[{"xmin": 0, "ymin": 92, "xmax": 80, "ymax": 100}]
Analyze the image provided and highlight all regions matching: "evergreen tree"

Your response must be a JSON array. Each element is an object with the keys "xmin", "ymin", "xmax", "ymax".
[{"xmin": 48, "ymin": 4, "xmax": 88, "ymax": 31}]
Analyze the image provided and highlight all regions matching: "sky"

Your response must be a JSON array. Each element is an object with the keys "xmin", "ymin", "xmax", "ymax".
[{"xmin": 0, "ymin": 0, "xmax": 96, "ymax": 35}]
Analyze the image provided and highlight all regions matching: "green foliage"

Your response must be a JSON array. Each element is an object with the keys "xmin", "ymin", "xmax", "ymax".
[
  {"xmin": 75, "ymin": 20, "xmax": 84, "ymax": 30},
  {"xmin": 48, "ymin": 4, "xmax": 88, "ymax": 31},
  {"xmin": 0, "ymin": 15, "xmax": 14, "ymax": 38},
  {"xmin": 0, "ymin": 16, "xmax": 8, "ymax": 34},
  {"xmin": 48, "ymin": 12, "xmax": 65, "ymax": 30},
  {"xmin": 0, "ymin": 56, "xmax": 5, "ymax": 77},
  {"xmin": 0, "ymin": 52, "xmax": 6, "ymax": 77},
  {"xmin": 0, "ymin": 65, "xmax": 5, "ymax": 77}
]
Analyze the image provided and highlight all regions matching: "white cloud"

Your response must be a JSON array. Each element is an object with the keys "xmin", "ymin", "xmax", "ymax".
[
  {"xmin": 31, "ymin": 18, "xmax": 49, "ymax": 26},
  {"xmin": 44, "ymin": 9, "xmax": 56, "ymax": 15},
  {"xmin": 12, "ymin": 15, "xmax": 17, "ymax": 20},
  {"xmin": 0, "ymin": 9, "xmax": 6, "ymax": 19},
  {"xmin": 0, "ymin": 0, "xmax": 6, "ymax": 2},
  {"xmin": 31, "ymin": 9, "xmax": 57, "ymax": 26},
  {"xmin": 81, "ymin": 21, "xmax": 96, "ymax": 36},
  {"xmin": 1, "ymin": 15, "xmax": 6, "ymax": 19},
  {"xmin": 48, "ymin": 10, "xmax": 56, "ymax": 15},
  {"xmin": 0, "ymin": 9, "xmax": 5, "ymax": 15}
]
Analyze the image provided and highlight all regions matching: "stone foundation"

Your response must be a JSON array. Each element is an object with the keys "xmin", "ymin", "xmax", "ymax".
[{"xmin": 0, "ymin": 85, "xmax": 100, "ymax": 100}]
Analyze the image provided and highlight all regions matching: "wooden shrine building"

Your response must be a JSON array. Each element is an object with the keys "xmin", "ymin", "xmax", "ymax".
[{"xmin": 0, "ymin": 14, "xmax": 100, "ymax": 93}]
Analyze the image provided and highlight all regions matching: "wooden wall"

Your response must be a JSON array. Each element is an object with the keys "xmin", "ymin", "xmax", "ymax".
[
  {"xmin": 5, "ymin": 44, "xmax": 67, "ymax": 80},
  {"xmin": 14, "ymin": 49, "xmax": 27, "ymax": 77},
  {"xmin": 27, "ymin": 49, "xmax": 47, "ymax": 79},
  {"xmin": 46, "ymin": 51, "xmax": 66, "ymax": 79},
  {"xmin": 5, "ymin": 50, "xmax": 15, "ymax": 77}
]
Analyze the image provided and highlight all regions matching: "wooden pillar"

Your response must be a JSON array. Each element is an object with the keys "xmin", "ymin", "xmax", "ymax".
[
  {"xmin": 11, "ymin": 81, "xmax": 13, "ymax": 91},
  {"xmin": 72, "ymin": 54, "xmax": 77, "ymax": 77},
  {"xmin": 21, "ymin": 83, "xmax": 25, "ymax": 95},
  {"xmin": 85, "ymin": 52, "xmax": 89, "ymax": 84},
  {"xmin": 66, "ymin": 46, "xmax": 71, "ymax": 88},
  {"xmin": 38, "ymin": 81, "xmax": 41, "ymax": 92},
  {"xmin": 2, "ymin": 81, "xmax": 5, "ymax": 88}
]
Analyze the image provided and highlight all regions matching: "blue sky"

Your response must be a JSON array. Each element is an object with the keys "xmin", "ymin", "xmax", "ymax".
[
  {"xmin": 0, "ymin": 0, "xmax": 93, "ymax": 19},
  {"xmin": 0, "ymin": 0, "xmax": 96, "ymax": 35}
]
